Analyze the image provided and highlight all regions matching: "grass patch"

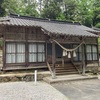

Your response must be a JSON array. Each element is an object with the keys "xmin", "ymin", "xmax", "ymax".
[{"xmin": 98, "ymin": 37, "xmax": 100, "ymax": 44}]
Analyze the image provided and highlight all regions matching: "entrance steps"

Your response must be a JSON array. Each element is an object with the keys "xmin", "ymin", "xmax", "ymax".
[{"xmin": 55, "ymin": 63, "xmax": 78, "ymax": 75}]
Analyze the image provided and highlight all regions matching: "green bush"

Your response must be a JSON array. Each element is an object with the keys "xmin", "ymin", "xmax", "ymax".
[
  {"xmin": 95, "ymin": 23, "xmax": 100, "ymax": 28},
  {"xmin": 0, "ymin": 40, "xmax": 3, "ymax": 49}
]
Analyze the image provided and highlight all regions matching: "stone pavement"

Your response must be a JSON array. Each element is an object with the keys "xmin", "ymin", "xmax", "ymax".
[
  {"xmin": 0, "ymin": 81, "xmax": 68, "ymax": 100},
  {"xmin": 52, "ymin": 79, "xmax": 100, "ymax": 100}
]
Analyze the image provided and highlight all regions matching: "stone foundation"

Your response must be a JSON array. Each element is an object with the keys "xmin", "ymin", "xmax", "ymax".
[{"xmin": 0, "ymin": 71, "xmax": 51, "ymax": 83}]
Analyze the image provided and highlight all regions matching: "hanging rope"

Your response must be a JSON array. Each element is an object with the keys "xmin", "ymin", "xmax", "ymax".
[{"xmin": 53, "ymin": 39, "xmax": 84, "ymax": 52}]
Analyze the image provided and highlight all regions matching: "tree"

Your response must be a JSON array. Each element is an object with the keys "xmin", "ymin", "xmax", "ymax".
[
  {"xmin": 21, "ymin": 0, "xmax": 39, "ymax": 17},
  {"xmin": 0, "ymin": 0, "xmax": 5, "ymax": 16},
  {"xmin": 2, "ymin": 0, "xmax": 19, "ymax": 15},
  {"xmin": 93, "ymin": 0, "xmax": 100, "ymax": 28},
  {"xmin": 2, "ymin": 0, "xmax": 39, "ymax": 17},
  {"xmin": 41, "ymin": 1, "xmax": 62, "ymax": 19},
  {"xmin": 74, "ymin": 0, "xmax": 94, "ymax": 27},
  {"xmin": 62, "ymin": 0, "xmax": 77, "ymax": 21}
]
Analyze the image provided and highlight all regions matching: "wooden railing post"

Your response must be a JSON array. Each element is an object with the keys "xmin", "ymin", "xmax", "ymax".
[{"xmin": 47, "ymin": 62, "xmax": 55, "ymax": 78}]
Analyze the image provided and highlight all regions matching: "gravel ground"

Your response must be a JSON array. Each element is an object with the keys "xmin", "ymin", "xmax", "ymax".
[
  {"xmin": 52, "ymin": 79, "xmax": 100, "ymax": 100},
  {"xmin": 0, "ymin": 81, "xmax": 67, "ymax": 100}
]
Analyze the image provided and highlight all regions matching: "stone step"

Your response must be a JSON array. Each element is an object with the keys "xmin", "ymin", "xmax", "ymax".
[
  {"xmin": 43, "ymin": 74, "xmax": 98, "ymax": 84},
  {"xmin": 56, "ymin": 69, "xmax": 77, "ymax": 72},
  {"xmin": 55, "ymin": 63, "xmax": 78, "ymax": 75},
  {"xmin": 55, "ymin": 67, "xmax": 76, "ymax": 70},
  {"xmin": 56, "ymin": 72, "xmax": 78, "ymax": 75}
]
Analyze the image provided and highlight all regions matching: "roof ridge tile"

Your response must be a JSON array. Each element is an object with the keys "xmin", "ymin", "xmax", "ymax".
[{"xmin": 9, "ymin": 13, "xmax": 81, "ymax": 25}]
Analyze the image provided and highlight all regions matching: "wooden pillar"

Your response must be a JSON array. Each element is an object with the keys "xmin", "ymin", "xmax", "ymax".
[
  {"xmin": 97, "ymin": 38, "xmax": 99, "ymax": 68},
  {"xmin": 45, "ymin": 42, "xmax": 48, "ymax": 63},
  {"xmin": 52, "ymin": 42, "xmax": 56, "ymax": 78},
  {"xmin": 82, "ymin": 44, "xmax": 85, "ymax": 75},
  {"xmin": 25, "ymin": 41, "xmax": 28, "ymax": 67},
  {"xmin": 3, "ymin": 26, "xmax": 6, "ymax": 70},
  {"xmin": 25, "ymin": 27, "xmax": 28, "ymax": 67}
]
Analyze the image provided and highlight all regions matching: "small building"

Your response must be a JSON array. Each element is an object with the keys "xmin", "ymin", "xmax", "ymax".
[{"xmin": 0, "ymin": 14, "xmax": 100, "ymax": 78}]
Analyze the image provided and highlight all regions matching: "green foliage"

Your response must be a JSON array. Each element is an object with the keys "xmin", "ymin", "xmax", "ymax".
[
  {"xmin": 2, "ymin": 0, "xmax": 19, "ymax": 14},
  {"xmin": 63, "ymin": 0, "xmax": 77, "ymax": 21},
  {"xmin": 21, "ymin": 0, "xmax": 39, "ymax": 17},
  {"xmin": 75, "ymin": 0, "xmax": 94, "ymax": 27},
  {"xmin": 2, "ymin": 0, "xmax": 39, "ymax": 17},
  {"xmin": 95, "ymin": 23, "xmax": 100, "ymax": 28},
  {"xmin": 0, "ymin": 40, "xmax": 3, "ymax": 48},
  {"xmin": 93, "ymin": 0, "xmax": 100, "ymax": 28},
  {"xmin": 0, "ymin": 0, "xmax": 5, "ymax": 16},
  {"xmin": 41, "ymin": 1, "xmax": 61, "ymax": 19},
  {"xmin": 98, "ymin": 37, "xmax": 100, "ymax": 44},
  {"xmin": 98, "ymin": 38, "xmax": 100, "ymax": 54},
  {"xmin": 56, "ymin": 13, "xmax": 66, "ymax": 20}
]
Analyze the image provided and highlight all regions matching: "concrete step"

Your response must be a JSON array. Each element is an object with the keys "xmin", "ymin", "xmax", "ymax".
[
  {"xmin": 43, "ymin": 74, "xmax": 98, "ymax": 84},
  {"xmin": 56, "ymin": 69, "xmax": 77, "ymax": 72},
  {"xmin": 56, "ymin": 72, "xmax": 78, "ymax": 75},
  {"xmin": 56, "ymin": 65, "xmax": 73, "ymax": 68},
  {"xmin": 55, "ymin": 68, "xmax": 75, "ymax": 70}
]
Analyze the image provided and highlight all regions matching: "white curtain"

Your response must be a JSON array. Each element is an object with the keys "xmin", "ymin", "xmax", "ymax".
[
  {"xmin": 29, "ymin": 44, "xmax": 37, "ymax": 52},
  {"xmin": 17, "ymin": 43, "xmax": 25, "ymax": 63},
  {"xmin": 6, "ymin": 43, "xmax": 25, "ymax": 63},
  {"xmin": 6, "ymin": 54, "xmax": 15, "ymax": 63},
  {"xmin": 29, "ymin": 43, "xmax": 45, "ymax": 62},
  {"xmin": 86, "ymin": 45, "xmax": 92, "ymax": 60},
  {"xmin": 38, "ymin": 53, "xmax": 45, "ymax": 62},
  {"xmin": 6, "ymin": 43, "xmax": 15, "ymax": 53},
  {"xmin": 29, "ymin": 44, "xmax": 37, "ymax": 62},
  {"xmin": 38, "ymin": 44, "xmax": 45, "ymax": 62},
  {"xmin": 6, "ymin": 43, "xmax": 16, "ymax": 63},
  {"xmin": 38, "ymin": 44, "xmax": 44, "ymax": 52},
  {"xmin": 92, "ymin": 45, "xmax": 97, "ymax": 60}
]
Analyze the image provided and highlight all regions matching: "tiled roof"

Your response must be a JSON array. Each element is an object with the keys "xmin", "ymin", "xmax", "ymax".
[{"xmin": 0, "ymin": 14, "xmax": 99, "ymax": 37}]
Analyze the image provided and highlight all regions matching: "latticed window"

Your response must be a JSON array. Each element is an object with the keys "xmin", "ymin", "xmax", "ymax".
[
  {"xmin": 6, "ymin": 42, "xmax": 45, "ymax": 64},
  {"xmin": 86, "ymin": 45, "xmax": 98, "ymax": 60},
  {"xmin": 29, "ymin": 43, "xmax": 45, "ymax": 62},
  {"xmin": 6, "ymin": 43, "xmax": 25, "ymax": 63},
  {"xmin": 86, "ymin": 45, "xmax": 92, "ymax": 60}
]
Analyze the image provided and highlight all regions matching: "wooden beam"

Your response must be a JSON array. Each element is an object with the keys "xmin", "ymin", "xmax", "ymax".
[{"xmin": 52, "ymin": 41, "xmax": 56, "ymax": 78}]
